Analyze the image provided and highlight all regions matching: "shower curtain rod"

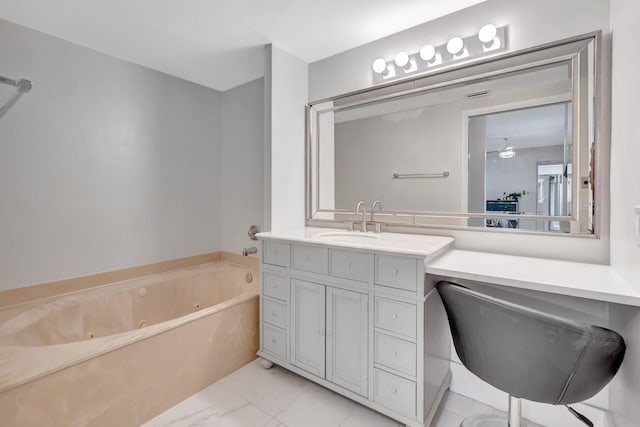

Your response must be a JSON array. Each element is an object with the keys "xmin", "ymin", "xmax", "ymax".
[
  {"xmin": 0, "ymin": 74, "xmax": 32, "ymax": 121},
  {"xmin": 0, "ymin": 75, "xmax": 32, "ymax": 92}
]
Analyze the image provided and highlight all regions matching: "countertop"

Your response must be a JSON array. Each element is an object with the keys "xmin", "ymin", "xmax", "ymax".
[
  {"xmin": 426, "ymin": 249, "xmax": 640, "ymax": 307},
  {"xmin": 257, "ymin": 227, "xmax": 454, "ymax": 260},
  {"xmin": 257, "ymin": 228, "xmax": 640, "ymax": 307}
]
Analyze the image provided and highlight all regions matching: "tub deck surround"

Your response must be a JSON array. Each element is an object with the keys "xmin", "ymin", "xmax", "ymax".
[
  {"xmin": 0, "ymin": 256, "xmax": 260, "ymax": 427},
  {"xmin": 256, "ymin": 227, "xmax": 454, "ymax": 427},
  {"xmin": 0, "ymin": 251, "xmax": 258, "ymax": 308},
  {"xmin": 426, "ymin": 250, "xmax": 640, "ymax": 307}
]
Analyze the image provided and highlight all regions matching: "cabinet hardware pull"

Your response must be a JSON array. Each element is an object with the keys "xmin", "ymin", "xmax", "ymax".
[
  {"xmin": 392, "ymin": 351, "xmax": 398, "ymax": 356},
  {"xmin": 345, "ymin": 261, "xmax": 351, "ymax": 268},
  {"xmin": 392, "ymin": 313, "xmax": 399, "ymax": 319},
  {"xmin": 272, "ymin": 311, "xmax": 277, "ymax": 316},
  {"xmin": 319, "ymin": 329, "xmax": 325, "ymax": 335},
  {"xmin": 327, "ymin": 330, "xmax": 332, "ymax": 336},
  {"xmin": 392, "ymin": 268, "xmax": 398, "ymax": 275},
  {"xmin": 304, "ymin": 255, "xmax": 310, "ymax": 261},
  {"xmin": 271, "ymin": 339, "xmax": 276, "ymax": 344},
  {"xmin": 391, "ymin": 388, "xmax": 397, "ymax": 394}
]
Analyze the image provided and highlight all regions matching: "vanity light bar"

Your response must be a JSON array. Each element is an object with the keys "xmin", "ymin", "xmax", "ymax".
[{"xmin": 371, "ymin": 24, "xmax": 508, "ymax": 84}]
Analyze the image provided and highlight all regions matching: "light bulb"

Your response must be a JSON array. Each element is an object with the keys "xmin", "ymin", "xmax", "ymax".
[
  {"xmin": 478, "ymin": 24, "xmax": 498, "ymax": 44},
  {"xmin": 419, "ymin": 44, "xmax": 436, "ymax": 61},
  {"xmin": 394, "ymin": 51, "xmax": 409, "ymax": 68},
  {"xmin": 447, "ymin": 36, "xmax": 464, "ymax": 55},
  {"xmin": 372, "ymin": 58, "xmax": 387, "ymax": 74}
]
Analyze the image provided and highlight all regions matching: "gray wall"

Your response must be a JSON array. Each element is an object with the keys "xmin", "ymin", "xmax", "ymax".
[
  {"xmin": 0, "ymin": 19, "xmax": 225, "ymax": 290},
  {"xmin": 309, "ymin": 0, "xmax": 611, "ymax": 264},
  {"xmin": 334, "ymin": 103, "xmax": 463, "ymax": 213},
  {"xmin": 220, "ymin": 78, "xmax": 265, "ymax": 254}
]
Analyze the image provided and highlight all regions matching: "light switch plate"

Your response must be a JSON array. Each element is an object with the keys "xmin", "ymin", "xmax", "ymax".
[{"xmin": 635, "ymin": 206, "xmax": 640, "ymax": 246}]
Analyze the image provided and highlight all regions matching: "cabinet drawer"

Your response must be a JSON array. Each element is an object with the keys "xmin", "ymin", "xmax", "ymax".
[
  {"xmin": 329, "ymin": 249, "xmax": 370, "ymax": 282},
  {"xmin": 375, "ymin": 255, "xmax": 417, "ymax": 291},
  {"xmin": 373, "ymin": 368, "xmax": 416, "ymax": 418},
  {"xmin": 374, "ymin": 332, "xmax": 417, "ymax": 377},
  {"xmin": 263, "ymin": 272, "xmax": 288, "ymax": 301},
  {"xmin": 262, "ymin": 324, "xmax": 287, "ymax": 360},
  {"xmin": 291, "ymin": 244, "xmax": 328, "ymax": 274},
  {"xmin": 374, "ymin": 297, "xmax": 417, "ymax": 339},
  {"xmin": 263, "ymin": 240, "xmax": 290, "ymax": 267},
  {"xmin": 263, "ymin": 298, "xmax": 287, "ymax": 330}
]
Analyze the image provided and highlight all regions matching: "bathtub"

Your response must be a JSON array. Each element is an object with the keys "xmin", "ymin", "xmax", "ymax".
[{"xmin": 0, "ymin": 255, "xmax": 259, "ymax": 426}]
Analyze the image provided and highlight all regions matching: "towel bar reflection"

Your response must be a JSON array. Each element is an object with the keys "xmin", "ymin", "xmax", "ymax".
[{"xmin": 392, "ymin": 171, "xmax": 450, "ymax": 179}]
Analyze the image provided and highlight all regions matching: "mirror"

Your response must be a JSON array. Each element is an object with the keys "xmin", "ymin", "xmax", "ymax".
[{"xmin": 308, "ymin": 33, "xmax": 599, "ymax": 235}]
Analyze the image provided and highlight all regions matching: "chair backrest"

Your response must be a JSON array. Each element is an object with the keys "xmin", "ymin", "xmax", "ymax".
[{"xmin": 437, "ymin": 281, "xmax": 626, "ymax": 405}]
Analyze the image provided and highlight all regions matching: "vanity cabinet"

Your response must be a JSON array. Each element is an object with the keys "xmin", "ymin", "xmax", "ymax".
[
  {"xmin": 258, "ymin": 238, "xmax": 451, "ymax": 427},
  {"xmin": 290, "ymin": 279, "xmax": 368, "ymax": 395}
]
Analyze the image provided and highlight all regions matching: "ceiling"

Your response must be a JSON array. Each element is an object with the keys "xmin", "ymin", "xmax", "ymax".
[
  {"xmin": 0, "ymin": 0, "xmax": 486, "ymax": 91},
  {"xmin": 485, "ymin": 103, "xmax": 571, "ymax": 152}
]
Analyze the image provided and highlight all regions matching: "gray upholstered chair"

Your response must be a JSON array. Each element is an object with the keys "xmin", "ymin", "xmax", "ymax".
[{"xmin": 437, "ymin": 281, "xmax": 626, "ymax": 427}]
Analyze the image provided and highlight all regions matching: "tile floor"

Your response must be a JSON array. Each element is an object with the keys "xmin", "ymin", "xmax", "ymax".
[{"xmin": 144, "ymin": 359, "xmax": 515, "ymax": 427}]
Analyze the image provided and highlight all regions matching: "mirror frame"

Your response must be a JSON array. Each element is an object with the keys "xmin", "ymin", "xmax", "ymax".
[{"xmin": 306, "ymin": 31, "xmax": 604, "ymax": 237}]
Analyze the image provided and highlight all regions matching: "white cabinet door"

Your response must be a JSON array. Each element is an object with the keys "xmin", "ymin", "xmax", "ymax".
[
  {"xmin": 326, "ymin": 287, "xmax": 368, "ymax": 397},
  {"xmin": 291, "ymin": 279, "xmax": 326, "ymax": 378}
]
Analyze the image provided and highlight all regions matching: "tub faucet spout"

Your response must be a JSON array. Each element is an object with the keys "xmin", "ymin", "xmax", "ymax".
[{"xmin": 243, "ymin": 247, "xmax": 257, "ymax": 256}]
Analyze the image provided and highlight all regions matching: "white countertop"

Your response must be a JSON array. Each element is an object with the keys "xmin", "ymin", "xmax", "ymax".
[
  {"xmin": 257, "ymin": 227, "xmax": 454, "ymax": 259},
  {"xmin": 257, "ymin": 227, "xmax": 640, "ymax": 307},
  {"xmin": 426, "ymin": 249, "xmax": 640, "ymax": 307}
]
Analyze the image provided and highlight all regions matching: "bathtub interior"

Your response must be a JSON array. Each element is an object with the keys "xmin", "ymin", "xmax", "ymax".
[{"xmin": 0, "ymin": 261, "xmax": 258, "ymax": 347}]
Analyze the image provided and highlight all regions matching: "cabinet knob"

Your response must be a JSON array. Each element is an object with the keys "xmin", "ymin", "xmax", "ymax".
[
  {"xmin": 391, "ymin": 388, "xmax": 398, "ymax": 394},
  {"xmin": 272, "ymin": 311, "xmax": 277, "ymax": 317},
  {"xmin": 392, "ymin": 351, "xmax": 398, "ymax": 357},
  {"xmin": 392, "ymin": 268, "xmax": 398, "ymax": 275},
  {"xmin": 273, "ymin": 250, "xmax": 278, "ymax": 256},
  {"xmin": 392, "ymin": 313, "xmax": 399, "ymax": 320},
  {"xmin": 304, "ymin": 255, "xmax": 310, "ymax": 261},
  {"xmin": 327, "ymin": 330, "xmax": 332, "ymax": 337},
  {"xmin": 318, "ymin": 329, "xmax": 325, "ymax": 335},
  {"xmin": 345, "ymin": 261, "xmax": 351, "ymax": 268},
  {"xmin": 271, "ymin": 338, "xmax": 277, "ymax": 344}
]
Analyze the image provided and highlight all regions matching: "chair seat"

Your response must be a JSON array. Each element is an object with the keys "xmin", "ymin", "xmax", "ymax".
[{"xmin": 436, "ymin": 281, "xmax": 626, "ymax": 405}]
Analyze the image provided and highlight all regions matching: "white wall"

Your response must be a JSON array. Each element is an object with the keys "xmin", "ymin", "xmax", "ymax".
[
  {"xmin": 268, "ymin": 45, "xmax": 308, "ymax": 231},
  {"xmin": 607, "ymin": 0, "xmax": 640, "ymax": 426},
  {"xmin": 0, "ymin": 19, "xmax": 223, "ymax": 290},
  {"xmin": 220, "ymin": 78, "xmax": 265, "ymax": 254},
  {"xmin": 309, "ymin": 0, "xmax": 611, "ymax": 264}
]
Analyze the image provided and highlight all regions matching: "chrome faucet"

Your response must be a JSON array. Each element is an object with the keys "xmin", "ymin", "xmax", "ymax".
[
  {"xmin": 356, "ymin": 201, "xmax": 367, "ymax": 232},
  {"xmin": 371, "ymin": 200, "xmax": 382, "ymax": 221},
  {"xmin": 369, "ymin": 200, "xmax": 383, "ymax": 233}
]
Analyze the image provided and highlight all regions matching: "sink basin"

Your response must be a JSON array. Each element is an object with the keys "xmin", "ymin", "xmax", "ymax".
[{"xmin": 314, "ymin": 231, "xmax": 381, "ymax": 242}]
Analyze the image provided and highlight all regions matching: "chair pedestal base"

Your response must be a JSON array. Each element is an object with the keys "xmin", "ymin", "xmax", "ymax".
[
  {"xmin": 460, "ymin": 396, "xmax": 535, "ymax": 427},
  {"xmin": 460, "ymin": 414, "xmax": 537, "ymax": 427}
]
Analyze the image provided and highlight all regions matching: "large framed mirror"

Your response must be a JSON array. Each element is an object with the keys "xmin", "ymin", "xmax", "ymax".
[{"xmin": 307, "ymin": 32, "xmax": 602, "ymax": 236}]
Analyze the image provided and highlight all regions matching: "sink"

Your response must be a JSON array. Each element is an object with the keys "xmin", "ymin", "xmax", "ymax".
[{"xmin": 314, "ymin": 231, "xmax": 381, "ymax": 243}]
